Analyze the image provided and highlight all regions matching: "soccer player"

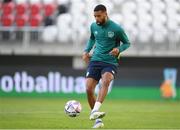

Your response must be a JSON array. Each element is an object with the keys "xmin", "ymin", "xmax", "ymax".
[{"xmin": 82, "ymin": 4, "xmax": 130, "ymax": 128}]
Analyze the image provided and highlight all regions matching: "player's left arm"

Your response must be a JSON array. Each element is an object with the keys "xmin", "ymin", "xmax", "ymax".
[
  {"xmin": 110, "ymin": 27, "xmax": 130, "ymax": 59},
  {"xmin": 117, "ymin": 28, "xmax": 130, "ymax": 56}
]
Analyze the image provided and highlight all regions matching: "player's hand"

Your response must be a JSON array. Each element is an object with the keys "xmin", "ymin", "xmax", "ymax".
[
  {"xmin": 82, "ymin": 52, "xmax": 91, "ymax": 64},
  {"xmin": 109, "ymin": 48, "xmax": 119, "ymax": 56}
]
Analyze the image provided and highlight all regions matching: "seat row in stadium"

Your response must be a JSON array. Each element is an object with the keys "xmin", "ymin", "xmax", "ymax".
[
  {"xmin": 0, "ymin": 1, "xmax": 56, "ymax": 16},
  {"xmin": 0, "ymin": 1, "xmax": 56, "ymax": 27}
]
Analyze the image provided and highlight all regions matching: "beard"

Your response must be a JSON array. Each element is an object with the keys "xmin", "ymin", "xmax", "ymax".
[{"xmin": 96, "ymin": 19, "xmax": 106, "ymax": 26}]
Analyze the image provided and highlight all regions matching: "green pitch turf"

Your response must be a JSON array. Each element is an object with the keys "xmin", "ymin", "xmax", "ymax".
[{"xmin": 0, "ymin": 97, "xmax": 180, "ymax": 129}]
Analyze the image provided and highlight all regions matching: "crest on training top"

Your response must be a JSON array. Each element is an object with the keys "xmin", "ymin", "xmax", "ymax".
[{"xmin": 108, "ymin": 31, "xmax": 114, "ymax": 38}]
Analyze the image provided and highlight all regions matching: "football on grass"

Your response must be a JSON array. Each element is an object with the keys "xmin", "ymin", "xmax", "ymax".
[{"xmin": 64, "ymin": 100, "xmax": 82, "ymax": 117}]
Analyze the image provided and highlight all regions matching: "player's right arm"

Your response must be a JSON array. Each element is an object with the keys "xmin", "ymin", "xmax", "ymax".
[{"xmin": 82, "ymin": 24, "xmax": 95, "ymax": 64}]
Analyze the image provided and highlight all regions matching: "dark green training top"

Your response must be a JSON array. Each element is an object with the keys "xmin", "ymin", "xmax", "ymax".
[{"xmin": 84, "ymin": 19, "xmax": 130, "ymax": 66}]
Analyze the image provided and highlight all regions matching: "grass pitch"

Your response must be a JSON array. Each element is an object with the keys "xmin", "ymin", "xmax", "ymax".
[{"xmin": 0, "ymin": 97, "xmax": 180, "ymax": 129}]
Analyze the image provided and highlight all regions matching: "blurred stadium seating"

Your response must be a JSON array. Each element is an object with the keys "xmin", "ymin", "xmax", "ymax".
[{"xmin": 0, "ymin": 0, "xmax": 180, "ymax": 56}]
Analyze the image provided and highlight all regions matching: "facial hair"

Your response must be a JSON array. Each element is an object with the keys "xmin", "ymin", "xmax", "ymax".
[{"xmin": 96, "ymin": 17, "xmax": 106, "ymax": 26}]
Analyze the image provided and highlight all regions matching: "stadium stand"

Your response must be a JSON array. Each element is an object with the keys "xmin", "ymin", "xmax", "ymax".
[{"xmin": 0, "ymin": 0, "xmax": 179, "ymax": 56}]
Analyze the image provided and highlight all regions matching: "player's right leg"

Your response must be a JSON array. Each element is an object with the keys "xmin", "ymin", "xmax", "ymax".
[
  {"xmin": 90, "ymin": 111, "xmax": 106, "ymax": 120},
  {"xmin": 86, "ymin": 78, "xmax": 98, "ymax": 109}
]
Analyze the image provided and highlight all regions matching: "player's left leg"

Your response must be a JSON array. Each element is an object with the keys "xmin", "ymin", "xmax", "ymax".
[
  {"xmin": 90, "ymin": 72, "xmax": 114, "ymax": 120},
  {"xmin": 97, "ymin": 72, "xmax": 114, "ymax": 103},
  {"xmin": 92, "ymin": 118, "xmax": 104, "ymax": 128},
  {"xmin": 86, "ymin": 77, "xmax": 104, "ymax": 128}
]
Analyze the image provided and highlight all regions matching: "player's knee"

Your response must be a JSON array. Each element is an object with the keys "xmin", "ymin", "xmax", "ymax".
[
  {"xmin": 101, "ymin": 79, "xmax": 111, "ymax": 87},
  {"xmin": 86, "ymin": 85, "xmax": 94, "ymax": 94}
]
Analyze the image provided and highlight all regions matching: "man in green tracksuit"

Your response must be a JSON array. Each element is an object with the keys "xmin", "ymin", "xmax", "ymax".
[{"xmin": 82, "ymin": 4, "xmax": 130, "ymax": 128}]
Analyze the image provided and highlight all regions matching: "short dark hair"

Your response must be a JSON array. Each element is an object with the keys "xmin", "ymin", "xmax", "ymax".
[{"xmin": 94, "ymin": 4, "xmax": 107, "ymax": 12}]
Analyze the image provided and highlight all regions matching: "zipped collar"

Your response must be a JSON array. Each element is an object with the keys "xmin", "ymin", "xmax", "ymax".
[{"xmin": 103, "ymin": 19, "xmax": 110, "ymax": 27}]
